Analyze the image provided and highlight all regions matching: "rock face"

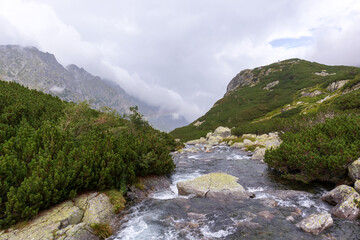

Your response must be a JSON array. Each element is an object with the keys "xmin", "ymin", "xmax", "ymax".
[
  {"xmin": 331, "ymin": 192, "xmax": 360, "ymax": 220},
  {"xmin": 296, "ymin": 212, "xmax": 333, "ymax": 235},
  {"xmin": 263, "ymin": 80, "xmax": 279, "ymax": 90},
  {"xmin": 226, "ymin": 69, "xmax": 255, "ymax": 94},
  {"xmin": 76, "ymin": 193, "xmax": 114, "ymax": 224},
  {"xmin": 0, "ymin": 192, "xmax": 116, "ymax": 240},
  {"xmin": 321, "ymin": 185, "xmax": 356, "ymax": 205},
  {"xmin": 177, "ymin": 173, "xmax": 253, "ymax": 199},
  {"xmin": 327, "ymin": 80, "xmax": 349, "ymax": 92},
  {"xmin": 348, "ymin": 158, "xmax": 360, "ymax": 182},
  {"xmin": 301, "ymin": 90, "xmax": 323, "ymax": 97}
]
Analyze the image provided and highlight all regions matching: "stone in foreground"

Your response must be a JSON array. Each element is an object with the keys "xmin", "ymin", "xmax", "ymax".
[
  {"xmin": 331, "ymin": 192, "xmax": 360, "ymax": 220},
  {"xmin": 321, "ymin": 185, "xmax": 356, "ymax": 205},
  {"xmin": 177, "ymin": 172, "xmax": 253, "ymax": 199},
  {"xmin": 296, "ymin": 212, "xmax": 333, "ymax": 235}
]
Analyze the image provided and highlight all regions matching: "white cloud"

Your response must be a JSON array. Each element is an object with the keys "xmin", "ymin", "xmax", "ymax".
[{"xmin": 0, "ymin": 0, "xmax": 360, "ymax": 122}]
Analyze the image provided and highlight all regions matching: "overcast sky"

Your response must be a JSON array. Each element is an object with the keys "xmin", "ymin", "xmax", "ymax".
[{"xmin": 1, "ymin": 0, "xmax": 360, "ymax": 122}]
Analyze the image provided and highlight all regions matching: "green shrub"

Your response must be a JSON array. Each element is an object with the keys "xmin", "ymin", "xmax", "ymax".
[
  {"xmin": 90, "ymin": 223, "xmax": 113, "ymax": 239},
  {"xmin": 0, "ymin": 81, "xmax": 176, "ymax": 228},
  {"xmin": 264, "ymin": 115, "xmax": 360, "ymax": 183}
]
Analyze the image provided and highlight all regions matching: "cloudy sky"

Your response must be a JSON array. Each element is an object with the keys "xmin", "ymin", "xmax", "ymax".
[{"xmin": 0, "ymin": 0, "xmax": 360, "ymax": 122}]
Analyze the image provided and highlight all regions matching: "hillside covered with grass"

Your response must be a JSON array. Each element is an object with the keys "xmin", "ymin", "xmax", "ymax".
[
  {"xmin": 171, "ymin": 59, "xmax": 360, "ymax": 141},
  {"xmin": 0, "ymin": 80, "xmax": 178, "ymax": 228}
]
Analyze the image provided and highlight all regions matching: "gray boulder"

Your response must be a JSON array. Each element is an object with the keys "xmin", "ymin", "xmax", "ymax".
[
  {"xmin": 177, "ymin": 172, "xmax": 253, "ymax": 199},
  {"xmin": 321, "ymin": 185, "xmax": 356, "ymax": 205},
  {"xmin": 75, "ymin": 193, "xmax": 114, "ymax": 224},
  {"xmin": 213, "ymin": 126, "xmax": 231, "ymax": 138},
  {"xmin": 296, "ymin": 212, "xmax": 333, "ymax": 235},
  {"xmin": 355, "ymin": 180, "xmax": 360, "ymax": 193},
  {"xmin": 331, "ymin": 192, "xmax": 360, "ymax": 220},
  {"xmin": 349, "ymin": 158, "xmax": 360, "ymax": 182}
]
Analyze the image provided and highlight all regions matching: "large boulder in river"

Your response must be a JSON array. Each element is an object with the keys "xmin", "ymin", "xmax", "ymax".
[
  {"xmin": 213, "ymin": 126, "xmax": 231, "ymax": 138},
  {"xmin": 348, "ymin": 158, "xmax": 360, "ymax": 182},
  {"xmin": 321, "ymin": 185, "xmax": 356, "ymax": 205},
  {"xmin": 331, "ymin": 192, "xmax": 360, "ymax": 220},
  {"xmin": 177, "ymin": 172, "xmax": 253, "ymax": 199},
  {"xmin": 296, "ymin": 212, "xmax": 333, "ymax": 235}
]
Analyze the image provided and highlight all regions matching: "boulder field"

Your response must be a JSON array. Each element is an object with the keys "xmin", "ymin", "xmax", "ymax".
[{"xmin": 182, "ymin": 126, "xmax": 281, "ymax": 161}]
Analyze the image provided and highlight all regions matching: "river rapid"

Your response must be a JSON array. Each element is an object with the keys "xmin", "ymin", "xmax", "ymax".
[{"xmin": 110, "ymin": 145, "xmax": 360, "ymax": 240}]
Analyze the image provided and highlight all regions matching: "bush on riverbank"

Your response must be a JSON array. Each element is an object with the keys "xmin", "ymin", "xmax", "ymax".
[
  {"xmin": 0, "ymin": 81, "xmax": 176, "ymax": 228},
  {"xmin": 264, "ymin": 114, "xmax": 360, "ymax": 183}
]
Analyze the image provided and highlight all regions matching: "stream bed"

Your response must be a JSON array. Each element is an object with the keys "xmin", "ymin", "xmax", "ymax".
[{"xmin": 110, "ymin": 145, "xmax": 360, "ymax": 240}]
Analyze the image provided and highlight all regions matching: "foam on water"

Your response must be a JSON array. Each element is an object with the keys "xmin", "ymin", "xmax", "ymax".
[
  {"xmin": 151, "ymin": 170, "xmax": 204, "ymax": 200},
  {"xmin": 200, "ymin": 225, "xmax": 235, "ymax": 238}
]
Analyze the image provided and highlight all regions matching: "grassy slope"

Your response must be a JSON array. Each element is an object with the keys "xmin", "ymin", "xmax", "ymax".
[{"xmin": 171, "ymin": 59, "xmax": 360, "ymax": 141}]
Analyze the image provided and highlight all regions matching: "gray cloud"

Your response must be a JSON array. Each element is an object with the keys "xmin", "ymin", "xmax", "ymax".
[{"xmin": 0, "ymin": 0, "xmax": 359, "ymax": 121}]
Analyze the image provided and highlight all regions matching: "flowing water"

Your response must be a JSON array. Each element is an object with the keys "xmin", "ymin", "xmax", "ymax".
[{"xmin": 110, "ymin": 145, "xmax": 360, "ymax": 240}]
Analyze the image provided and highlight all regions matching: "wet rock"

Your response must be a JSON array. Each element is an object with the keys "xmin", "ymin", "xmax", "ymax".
[
  {"xmin": 259, "ymin": 198, "xmax": 277, "ymax": 208},
  {"xmin": 291, "ymin": 208, "xmax": 302, "ymax": 217},
  {"xmin": 257, "ymin": 211, "xmax": 274, "ymax": 221},
  {"xmin": 355, "ymin": 180, "xmax": 360, "ymax": 193},
  {"xmin": 286, "ymin": 216, "xmax": 295, "ymax": 222},
  {"xmin": 177, "ymin": 172, "xmax": 253, "ymax": 200},
  {"xmin": 213, "ymin": 126, "xmax": 231, "ymax": 139},
  {"xmin": 187, "ymin": 212, "xmax": 206, "ymax": 220},
  {"xmin": 265, "ymin": 190, "xmax": 311, "ymax": 199},
  {"xmin": 127, "ymin": 175, "xmax": 171, "ymax": 202},
  {"xmin": 236, "ymin": 221, "xmax": 261, "ymax": 229},
  {"xmin": 331, "ymin": 192, "xmax": 360, "ymax": 220},
  {"xmin": 321, "ymin": 185, "xmax": 356, "ymax": 205},
  {"xmin": 349, "ymin": 158, "xmax": 360, "ymax": 182},
  {"xmin": 187, "ymin": 222, "xmax": 200, "ymax": 229},
  {"xmin": 296, "ymin": 212, "xmax": 333, "ymax": 235}
]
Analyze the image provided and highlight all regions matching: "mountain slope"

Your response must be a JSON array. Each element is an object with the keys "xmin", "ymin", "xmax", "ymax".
[
  {"xmin": 0, "ymin": 45, "xmax": 188, "ymax": 131},
  {"xmin": 171, "ymin": 59, "xmax": 360, "ymax": 141}
]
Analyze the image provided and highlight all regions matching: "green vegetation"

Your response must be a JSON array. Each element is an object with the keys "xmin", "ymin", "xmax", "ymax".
[
  {"xmin": 172, "ymin": 58, "xmax": 360, "ymax": 186},
  {"xmin": 171, "ymin": 59, "xmax": 360, "ymax": 141},
  {"xmin": 264, "ymin": 115, "xmax": 360, "ymax": 183},
  {"xmin": 90, "ymin": 223, "xmax": 113, "ymax": 239},
  {"xmin": 104, "ymin": 190, "xmax": 126, "ymax": 214},
  {"xmin": 0, "ymin": 81, "xmax": 177, "ymax": 228}
]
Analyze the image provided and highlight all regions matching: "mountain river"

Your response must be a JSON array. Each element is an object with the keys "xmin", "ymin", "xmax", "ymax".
[{"xmin": 110, "ymin": 145, "xmax": 360, "ymax": 240}]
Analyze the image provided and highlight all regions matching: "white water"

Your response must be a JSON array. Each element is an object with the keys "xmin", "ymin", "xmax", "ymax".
[{"xmin": 111, "ymin": 145, "xmax": 359, "ymax": 240}]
